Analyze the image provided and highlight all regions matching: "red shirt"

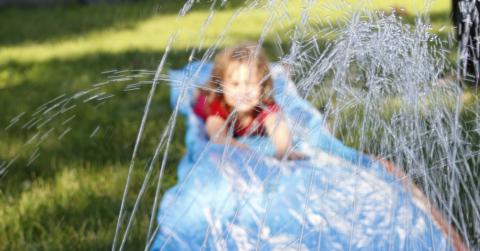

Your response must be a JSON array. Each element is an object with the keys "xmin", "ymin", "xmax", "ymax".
[{"xmin": 193, "ymin": 94, "xmax": 280, "ymax": 137}]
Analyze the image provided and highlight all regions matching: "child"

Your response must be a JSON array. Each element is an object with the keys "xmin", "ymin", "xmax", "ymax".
[{"xmin": 193, "ymin": 43, "xmax": 304, "ymax": 160}]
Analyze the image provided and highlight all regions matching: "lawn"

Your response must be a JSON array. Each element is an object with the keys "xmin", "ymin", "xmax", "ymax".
[{"xmin": 1, "ymin": 0, "xmax": 477, "ymax": 250}]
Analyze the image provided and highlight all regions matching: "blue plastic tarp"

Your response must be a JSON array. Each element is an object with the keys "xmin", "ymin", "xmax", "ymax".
[{"xmin": 150, "ymin": 61, "xmax": 452, "ymax": 250}]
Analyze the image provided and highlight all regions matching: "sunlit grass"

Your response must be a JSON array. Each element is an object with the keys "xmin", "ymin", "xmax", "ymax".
[
  {"xmin": 0, "ymin": 0, "xmax": 451, "ymax": 64},
  {"xmin": 0, "ymin": 165, "xmax": 176, "ymax": 251}
]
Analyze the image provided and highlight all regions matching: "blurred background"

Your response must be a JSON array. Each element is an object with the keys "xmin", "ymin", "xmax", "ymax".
[{"xmin": 1, "ymin": 0, "xmax": 473, "ymax": 250}]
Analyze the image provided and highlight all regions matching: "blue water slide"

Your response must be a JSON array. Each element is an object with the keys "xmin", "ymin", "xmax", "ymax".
[{"xmin": 151, "ymin": 61, "xmax": 453, "ymax": 251}]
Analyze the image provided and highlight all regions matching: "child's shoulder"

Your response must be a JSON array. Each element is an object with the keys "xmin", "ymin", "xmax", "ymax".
[{"xmin": 193, "ymin": 93, "xmax": 229, "ymax": 121}]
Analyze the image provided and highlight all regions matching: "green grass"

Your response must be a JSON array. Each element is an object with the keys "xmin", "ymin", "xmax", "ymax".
[
  {"xmin": 2, "ymin": 0, "xmax": 475, "ymax": 250},
  {"xmin": 0, "ymin": 50, "xmax": 184, "ymax": 250}
]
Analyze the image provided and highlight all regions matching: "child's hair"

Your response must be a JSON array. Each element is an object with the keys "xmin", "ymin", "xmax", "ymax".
[{"xmin": 200, "ymin": 43, "xmax": 274, "ymax": 109}]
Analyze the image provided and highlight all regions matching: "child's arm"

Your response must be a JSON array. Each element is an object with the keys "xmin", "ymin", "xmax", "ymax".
[
  {"xmin": 205, "ymin": 115, "xmax": 248, "ymax": 149},
  {"xmin": 264, "ymin": 112, "xmax": 307, "ymax": 160}
]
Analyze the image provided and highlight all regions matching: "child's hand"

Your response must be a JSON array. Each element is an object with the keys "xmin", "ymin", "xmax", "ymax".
[
  {"xmin": 276, "ymin": 151, "xmax": 309, "ymax": 161},
  {"xmin": 287, "ymin": 151, "xmax": 309, "ymax": 161}
]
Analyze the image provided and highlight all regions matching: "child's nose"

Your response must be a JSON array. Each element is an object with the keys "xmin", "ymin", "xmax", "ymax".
[{"xmin": 239, "ymin": 82, "xmax": 249, "ymax": 93}]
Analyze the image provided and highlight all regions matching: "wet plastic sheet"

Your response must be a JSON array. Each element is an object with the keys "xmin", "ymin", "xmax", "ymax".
[{"xmin": 150, "ymin": 62, "xmax": 451, "ymax": 250}]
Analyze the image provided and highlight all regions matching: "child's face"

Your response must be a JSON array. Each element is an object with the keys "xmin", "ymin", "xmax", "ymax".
[{"xmin": 223, "ymin": 63, "xmax": 262, "ymax": 113}]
